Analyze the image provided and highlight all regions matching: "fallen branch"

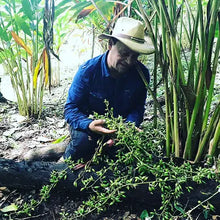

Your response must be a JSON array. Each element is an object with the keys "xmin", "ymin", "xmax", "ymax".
[{"xmin": 21, "ymin": 137, "xmax": 70, "ymax": 162}]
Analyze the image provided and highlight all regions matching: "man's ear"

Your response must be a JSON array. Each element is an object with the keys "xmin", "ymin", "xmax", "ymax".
[{"xmin": 108, "ymin": 37, "xmax": 114, "ymax": 50}]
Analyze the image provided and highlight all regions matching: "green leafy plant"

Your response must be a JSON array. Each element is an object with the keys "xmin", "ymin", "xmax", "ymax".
[
  {"xmin": 17, "ymin": 169, "xmax": 67, "ymax": 217},
  {"xmin": 11, "ymin": 103, "xmax": 219, "ymax": 220},
  {"xmin": 0, "ymin": 0, "xmax": 57, "ymax": 118},
  {"xmin": 136, "ymin": 0, "xmax": 220, "ymax": 162}
]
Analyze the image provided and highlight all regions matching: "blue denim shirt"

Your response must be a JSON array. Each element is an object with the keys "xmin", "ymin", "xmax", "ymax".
[{"xmin": 64, "ymin": 51, "xmax": 150, "ymax": 131}]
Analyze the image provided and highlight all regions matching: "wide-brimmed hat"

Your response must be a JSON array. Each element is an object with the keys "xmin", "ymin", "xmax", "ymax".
[{"xmin": 98, "ymin": 17, "xmax": 155, "ymax": 54}]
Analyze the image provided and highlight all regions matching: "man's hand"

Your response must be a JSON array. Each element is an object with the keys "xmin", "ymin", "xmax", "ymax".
[
  {"xmin": 135, "ymin": 127, "xmax": 143, "ymax": 132},
  {"xmin": 105, "ymin": 138, "xmax": 115, "ymax": 147},
  {"xmin": 89, "ymin": 119, "xmax": 116, "ymax": 135}
]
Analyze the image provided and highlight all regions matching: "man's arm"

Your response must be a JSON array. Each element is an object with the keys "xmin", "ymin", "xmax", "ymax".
[
  {"xmin": 65, "ymin": 66, "xmax": 116, "ymax": 134},
  {"xmin": 64, "ymin": 67, "xmax": 93, "ymax": 131}
]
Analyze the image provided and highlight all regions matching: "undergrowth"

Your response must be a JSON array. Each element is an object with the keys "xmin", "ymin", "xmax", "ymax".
[{"xmin": 7, "ymin": 101, "xmax": 220, "ymax": 220}]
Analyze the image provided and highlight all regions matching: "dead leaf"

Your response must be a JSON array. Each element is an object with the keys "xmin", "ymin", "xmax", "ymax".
[{"xmin": 0, "ymin": 203, "xmax": 18, "ymax": 213}]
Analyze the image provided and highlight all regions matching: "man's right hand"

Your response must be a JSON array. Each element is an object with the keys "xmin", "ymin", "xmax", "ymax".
[{"xmin": 89, "ymin": 119, "xmax": 116, "ymax": 135}]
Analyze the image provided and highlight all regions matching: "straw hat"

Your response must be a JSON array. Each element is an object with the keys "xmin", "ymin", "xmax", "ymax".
[{"xmin": 98, "ymin": 17, "xmax": 155, "ymax": 54}]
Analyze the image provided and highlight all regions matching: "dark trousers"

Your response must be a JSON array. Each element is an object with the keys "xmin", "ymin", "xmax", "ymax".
[
  {"xmin": 63, "ymin": 126, "xmax": 117, "ymax": 162},
  {"xmin": 63, "ymin": 126, "xmax": 100, "ymax": 161}
]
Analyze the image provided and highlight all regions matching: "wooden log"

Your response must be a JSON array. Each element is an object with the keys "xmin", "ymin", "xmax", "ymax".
[
  {"xmin": 21, "ymin": 138, "xmax": 70, "ymax": 162},
  {"xmin": 0, "ymin": 158, "xmax": 91, "ymax": 190},
  {"xmin": 0, "ymin": 158, "xmax": 219, "ymax": 213}
]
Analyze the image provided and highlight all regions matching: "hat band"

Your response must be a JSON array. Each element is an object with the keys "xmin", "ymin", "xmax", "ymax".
[{"xmin": 114, "ymin": 33, "xmax": 145, "ymax": 44}]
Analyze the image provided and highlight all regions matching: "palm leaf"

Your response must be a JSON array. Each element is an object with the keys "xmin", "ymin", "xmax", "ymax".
[
  {"xmin": 43, "ymin": 48, "xmax": 49, "ymax": 86},
  {"xmin": 11, "ymin": 31, "xmax": 32, "ymax": 56},
  {"xmin": 21, "ymin": 0, "xmax": 34, "ymax": 20},
  {"xmin": 33, "ymin": 55, "xmax": 42, "ymax": 89},
  {"xmin": 76, "ymin": 5, "xmax": 96, "ymax": 22}
]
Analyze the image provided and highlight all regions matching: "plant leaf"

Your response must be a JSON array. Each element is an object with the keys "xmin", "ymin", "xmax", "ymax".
[
  {"xmin": 52, "ymin": 135, "xmax": 68, "ymax": 144},
  {"xmin": 55, "ymin": 6, "xmax": 70, "ymax": 19},
  {"xmin": 21, "ymin": 0, "xmax": 33, "ymax": 20},
  {"xmin": 55, "ymin": 0, "xmax": 73, "ymax": 18},
  {"xmin": 174, "ymin": 202, "xmax": 185, "ymax": 214},
  {"xmin": 33, "ymin": 54, "xmax": 42, "ymax": 89},
  {"xmin": 0, "ymin": 203, "xmax": 18, "ymax": 213},
  {"xmin": 76, "ymin": 5, "xmax": 96, "ymax": 22},
  {"xmin": 11, "ymin": 31, "xmax": 32, "ymax": 56},
  {"xmin": 43, "ymin": 48, "xmax": 49, "ymax": 86},
  {"xmin": 70, "ymin": 1, "xmax": 92, "ymax": 21},
  {"xmin": 14, "ymin": 15, "xmax": 32, "ymax": 37},
  {"xmin": 140, "ymin": 209, "xmax": 150, "ymax": 220},
  {"xmin": 0, "ymin": 25, "xmax": 9, "ymax": 41}
]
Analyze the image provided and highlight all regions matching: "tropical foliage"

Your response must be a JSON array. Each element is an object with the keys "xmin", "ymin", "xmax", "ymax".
[
  {"xmin": 0, "ymin": 0, "xmax": 57, "ymax": 118},
  {"xmin": 137, "ymin": 0, "xmax": 219, "ymax": 163}
]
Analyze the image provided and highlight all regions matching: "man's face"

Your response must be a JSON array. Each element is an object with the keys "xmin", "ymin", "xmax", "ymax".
[{"xmin": 107, "ymin": 41, "xmax": 139, "ymax": 75}]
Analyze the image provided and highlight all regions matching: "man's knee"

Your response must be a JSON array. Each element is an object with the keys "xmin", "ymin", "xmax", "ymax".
[{"xmin": 63, "ymin": 129, "xmax": 97, "ymax": 161}]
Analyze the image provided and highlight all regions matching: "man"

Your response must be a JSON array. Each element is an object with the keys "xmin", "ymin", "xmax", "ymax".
[{"xmin": 63, "ymin": 17, "xmax": 154, "ymax": 162}]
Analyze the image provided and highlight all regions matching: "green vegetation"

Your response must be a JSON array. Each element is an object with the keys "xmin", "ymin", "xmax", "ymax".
[
  {"xmin": 136, "ymin": 0, "xmax": 220, "ymax": 162},
  {"xmin": 9, "ymin": 104, "xmax": 219, "ymax": 219},
  {"xmin": 0, "ymin": 0, "xmax": 47, "ymax": 117}
]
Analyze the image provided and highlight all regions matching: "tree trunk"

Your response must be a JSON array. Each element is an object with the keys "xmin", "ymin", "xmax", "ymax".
[
  {"xmin": 0, "ymin": 158, "xmax": 86, "ymax": 190},
  {"xmin": 21, "ymin": 138, "xmax": 70, "ymax": 162}
]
